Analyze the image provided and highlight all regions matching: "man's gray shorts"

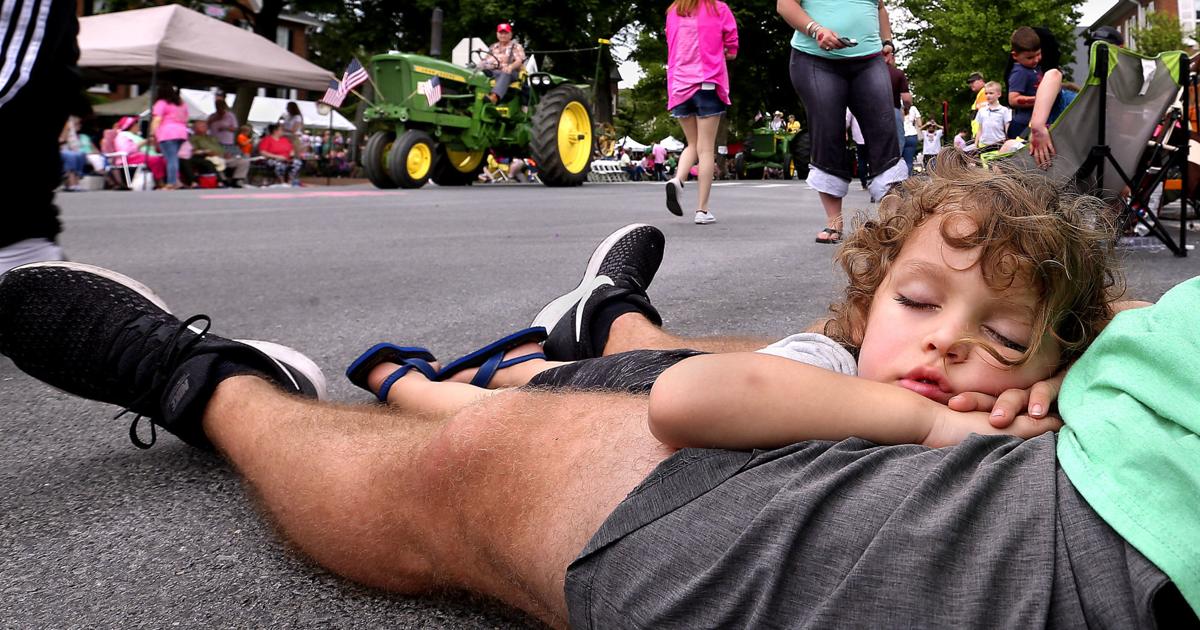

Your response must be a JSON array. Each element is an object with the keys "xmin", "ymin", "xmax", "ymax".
[{"xmin": 565, "ymin": 433, "xmax": 1174, "ymax": 628}]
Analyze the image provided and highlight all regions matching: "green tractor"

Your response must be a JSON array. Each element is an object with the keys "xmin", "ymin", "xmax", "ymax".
[
  {"xmin": 734, "ymin": 127, "xmax": 810, "ymax": 180},
  {"xmin": 359, "ymin": 51, "xmax": 595, "ymax": 188}
]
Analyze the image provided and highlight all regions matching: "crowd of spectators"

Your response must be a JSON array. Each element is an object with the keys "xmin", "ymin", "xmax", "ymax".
[{"xmin": 60, "ymin": 98, "xmax": 357, "ymax": 192}]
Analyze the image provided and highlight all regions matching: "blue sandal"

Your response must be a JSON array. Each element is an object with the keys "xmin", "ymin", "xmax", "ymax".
[
  {"xmin": 437, "ymin": 327, "xmax": 548, "ymax": 387},
  {"xmin": 346, "ymin": 343, "xmax": 439, "ymax": 402}
]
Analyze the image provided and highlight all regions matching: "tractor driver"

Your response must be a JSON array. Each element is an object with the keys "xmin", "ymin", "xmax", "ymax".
[{"xmin": 480, "ymin": 22, "xmax": 527, "ymax": 105}]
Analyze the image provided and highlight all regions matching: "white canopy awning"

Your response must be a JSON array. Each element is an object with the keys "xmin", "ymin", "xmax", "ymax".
[
  {"xmin": 91, "ymin": 89, "xmax": 356, "ymax": 132},
  {"xmin": 617, "ymin": 136, "xmax": 648, "ymax": 151},
  {"xmin": 245, "ymin": 95, "xmax": 356, "ymax": 132},
  {"xmin": 659, "ymin": 136, "xmax": 686, "ymax": 152},
  {"xmin": 78, "ymin": 4, "xmax": 334, "ymax": 91}
]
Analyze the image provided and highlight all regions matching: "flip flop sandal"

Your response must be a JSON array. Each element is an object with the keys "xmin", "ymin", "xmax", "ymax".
[
  {"xmin": 438, "ymin": 327, "xmax": 548, "ymax": 388},
  {"xmin": 815, "ymin": 227, "xmax": 842, "ymax": 244},
  {"xmin": 346, "ymin": 343, "xmax": 439, "ymax": 402}
]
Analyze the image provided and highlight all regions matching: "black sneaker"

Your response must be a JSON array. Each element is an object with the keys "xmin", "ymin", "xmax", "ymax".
[
  {"xmin": 531, "ymin": 224, "xmax": 664, "ymax": 361},
  {"xmin": 0, "ymin": 262, "xmax": 326, "ymax": 450}
]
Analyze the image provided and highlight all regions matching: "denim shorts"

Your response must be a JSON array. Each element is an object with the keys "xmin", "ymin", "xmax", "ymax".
[{"xmin": 670, "ymin": 89, "xmax": 726, "ymax": 118}]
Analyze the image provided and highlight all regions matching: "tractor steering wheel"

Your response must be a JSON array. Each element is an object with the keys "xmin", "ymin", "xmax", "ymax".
[{"xmin": 471, "ymin": 49, "xmax": 502, "ymax": 70}]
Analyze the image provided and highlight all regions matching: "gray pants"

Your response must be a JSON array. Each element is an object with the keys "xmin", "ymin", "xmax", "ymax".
[
  {"xmin": 788, "ymin": 49, "xmax": 900, "ymax": 181},
  {"xmin": 484, "ymin": 69, "xmax": 517, "ymax": 101}
]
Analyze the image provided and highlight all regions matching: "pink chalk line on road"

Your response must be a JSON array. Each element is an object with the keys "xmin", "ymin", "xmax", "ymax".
[{"xmin": 199, "ymin": 190, "xmax": 402, "ymax": 200}]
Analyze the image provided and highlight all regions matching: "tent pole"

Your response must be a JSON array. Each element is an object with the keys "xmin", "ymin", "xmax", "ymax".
[
  {"xmin": 144, "ymin": 64, "xmax": 157, "ymax": 178},
  {"xmin": 326, "ymin": 110, "xmax": 332, "ymax": 186}
]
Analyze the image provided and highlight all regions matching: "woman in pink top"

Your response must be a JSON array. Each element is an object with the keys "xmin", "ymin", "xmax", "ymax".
[
  {"xmin": 150, "ymin": 83, "xmax": 190, "ymax": 189},
  {"xmin": 663, "ymin": 0, "xmax": 737, "ymax": 225}
]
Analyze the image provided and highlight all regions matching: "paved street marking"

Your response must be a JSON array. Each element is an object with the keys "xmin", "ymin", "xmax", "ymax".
[{"xmin": 751, "ymin": 184, "xmax": 790, "ymax": 188}]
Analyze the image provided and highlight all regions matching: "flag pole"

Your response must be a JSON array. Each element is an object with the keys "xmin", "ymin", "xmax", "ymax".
[
  {"xmin": 349, "ymin": 88, "xmax": 375, "ymax": 106},
  {"xmin": 361, "ymin": 63, "xmax": 383, "ymax": 102}
]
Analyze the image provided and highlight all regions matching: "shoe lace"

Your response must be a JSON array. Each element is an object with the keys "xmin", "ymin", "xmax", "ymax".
[{"xmin": 115, "ymin": 314, "xmax": 212, "ymax": 449}]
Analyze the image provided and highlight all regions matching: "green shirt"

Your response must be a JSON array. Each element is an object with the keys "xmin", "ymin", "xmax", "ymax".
[
  {"xmin": 1058, "ymin": 277, "xmax": 1200, "ymax": 614},
  {"xmin": 190, "ymin": 134, "xmax": 224, "ymax": 155}
]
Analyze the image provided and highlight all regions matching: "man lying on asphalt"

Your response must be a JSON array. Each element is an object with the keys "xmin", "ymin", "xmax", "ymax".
[{"xmin": 0, "ymin": 222, "xmax": 1196, "ymax": 627}]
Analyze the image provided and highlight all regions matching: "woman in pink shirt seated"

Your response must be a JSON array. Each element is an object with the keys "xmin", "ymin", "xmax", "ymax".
[
  {"xmin": 663, "ymin": 0, "xmax": 738, "ymax": 226},
  {"xmin": 110, "ymin": 116, "xmax": 166, "ymax": 185},
  {"xmin": 150, "ymin": 83, "xmax": 190, "ymax": 190}
]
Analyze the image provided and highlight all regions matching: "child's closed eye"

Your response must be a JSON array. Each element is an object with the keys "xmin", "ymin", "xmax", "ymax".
[
  {"xmin": 894, "ymin": 294, "xmax": 937, "ymax": 310},
  {"xmin": 983, "ymin": 326, "xmax": 1028, "ymax": 352}
]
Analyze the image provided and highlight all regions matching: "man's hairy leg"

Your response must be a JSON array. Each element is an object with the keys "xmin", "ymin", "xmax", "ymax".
[
  {"xmin": 203, "ymin": 376, "xmax": 670, "ymax": 628},
  {"xmin": 604, "ymin": 312, "xmax": 777, "ymax": 355}
]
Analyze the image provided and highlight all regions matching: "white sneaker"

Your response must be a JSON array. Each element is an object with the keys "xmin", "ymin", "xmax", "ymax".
[{"xmin": 694, "ymin": 210, "xmax": 716, "ymax": 225}]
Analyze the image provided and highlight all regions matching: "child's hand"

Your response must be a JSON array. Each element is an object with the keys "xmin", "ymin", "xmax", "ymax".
[
  {"xmin": 946, "ymin": 371, "xmax": 1066, "ymax": 428},
  {"xmin": 924, "ymin": 407, "xmax": 1063, "ymax": 448},
  {"xmin": 1030, "ymin": 123, "xmax": 1056, "ymax": 169}
]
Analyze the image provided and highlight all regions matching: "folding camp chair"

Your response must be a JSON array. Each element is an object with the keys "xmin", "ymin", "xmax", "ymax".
[
  {"xmin": 992, "ymin": 42, "xmax": 1193, "ymax": 256},
  {"xmin": 99, "ymin": 128, "xmax": 133, "ymax": 189}
]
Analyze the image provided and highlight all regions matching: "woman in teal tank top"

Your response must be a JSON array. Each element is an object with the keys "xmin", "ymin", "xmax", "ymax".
[{"xmin": 778, "ymin": 0, "xmax": 907, "ymax": 244}]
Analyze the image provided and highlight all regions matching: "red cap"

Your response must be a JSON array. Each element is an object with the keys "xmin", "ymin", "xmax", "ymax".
[{"xmin": 497, "ymin": 23, "xmax": 512, "ymax": 33}]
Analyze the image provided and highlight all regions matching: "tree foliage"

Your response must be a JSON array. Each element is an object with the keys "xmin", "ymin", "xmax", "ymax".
[
  {"xmin": 1130, "ymin": 12, "xmax": 1185, "ymax": 57},
  {"xmin": 893, "ymin": 0, "xmax": 1080, "ymax": 132}
]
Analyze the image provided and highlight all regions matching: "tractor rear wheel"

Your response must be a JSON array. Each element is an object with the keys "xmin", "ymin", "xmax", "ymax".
[
  {"xmin": 431, "ymin": 145, "xmax": 485, "ymax": 186},
  {"xmin": 531, "ymin": 85, "xmax": 593, "ymax": 187},
  {"xmin": 734, "ymin": 152, "xmax": 746, "ymax": 179},
  {"xmin": 387, "ymin": 130, "xmax": 436, "ymax": 189},
  {"xmin": 364, "ymin": 130, "xmax": 398, "ymax": 189}
]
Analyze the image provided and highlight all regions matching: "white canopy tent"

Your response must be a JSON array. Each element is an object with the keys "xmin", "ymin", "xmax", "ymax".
[
  {"xmin": 244, "ymin": 96, "xmax": 356, "ymax": 132},
  {"xmin": 77, "ymin": 4, "xmax": 333, "ymax": 91},
  {"xmin": 92, "ymin": 89, "xmax": 356, "ymax": 132},
  {"xmin": 659, "ymin": 136, "xmax": 686, "ymax": 152},
  {"xmin": 617, "ymin": 136, "xmax": 649, "ymax": 151},
  {"xmin": 92, "ymin": 89, "xmax": 212, "ymax": 120}
]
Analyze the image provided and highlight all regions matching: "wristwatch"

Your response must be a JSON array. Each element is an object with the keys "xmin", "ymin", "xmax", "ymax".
[{"xmin": 882, "ymin": 39, "xmax": 895, "ymax": 52}]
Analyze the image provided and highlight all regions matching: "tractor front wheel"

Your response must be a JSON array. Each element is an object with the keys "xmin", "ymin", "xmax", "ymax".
[
  {"xmin": 431, "ymin": 145, "xmax": 485, "ymax": 186},
  {"xmin": 531, "ymin": 85, "xmax": 593, "ymax": 187},
  {"xmin": 363, "ymin": 131, "xmax": 398, "ymax": 189},
  {"xmin": 387, "ymin": 130, "xmax": 436, "ymax": 189}
]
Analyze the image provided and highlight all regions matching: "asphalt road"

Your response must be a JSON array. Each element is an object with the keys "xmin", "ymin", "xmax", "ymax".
[{"xmin": 2, "ymin": 179, "xmax": 1198, "ymax": 628}]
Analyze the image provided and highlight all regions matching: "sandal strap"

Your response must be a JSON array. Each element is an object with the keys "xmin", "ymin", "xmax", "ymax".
[
  {"xmin": 469, "ymin": 351, "xmax": 547, "ymax": 388},
  {"xmin": 438, "ymin": 326, "xmax": 548, "ymax": 382},
  {"xmin": 376, "ymin": 357, "xmax": 438, "ymax": 402},
  {"xmin": 346, "ymin": 343, "xmax": 436, "ymax": 393}
]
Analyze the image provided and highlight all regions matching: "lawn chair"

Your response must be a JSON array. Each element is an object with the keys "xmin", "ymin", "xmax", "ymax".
[
  {"xmin": 99, "ymin": 128, "xmax": 133, "ymax": 189},
  {"xmin": 990, "ymin": 42, "xmax": 1192, "ymax": 256},
  {"xmin": 479, "ymin": 154, "xmax": 509, "ymax": 183}
]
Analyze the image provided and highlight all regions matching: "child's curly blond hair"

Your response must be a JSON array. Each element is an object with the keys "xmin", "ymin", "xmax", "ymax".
[{"xmin": 826, "ymin": 149, "xmax": 1123, "ymax": 370}]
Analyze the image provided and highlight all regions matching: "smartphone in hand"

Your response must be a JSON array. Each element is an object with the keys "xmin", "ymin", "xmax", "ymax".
[{"xmin": 838, "ymin": 37, "xmax": 858, "ymax": 47}]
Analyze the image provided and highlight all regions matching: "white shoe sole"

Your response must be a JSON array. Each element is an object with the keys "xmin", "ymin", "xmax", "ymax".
[
  {"xmin": 531, "ymin": 223, "xmax": 650, "ymax": 332},
  {"xmin": 238, "ymin": 339, "xmax": 328, "ymax": 400},
  {"xmin": 665, "ymin": 180, "xmax": 683, "ymax": 216},
  {"xmin": 11, "ymin": 261, "xmax": 172, "ymax": 312}
]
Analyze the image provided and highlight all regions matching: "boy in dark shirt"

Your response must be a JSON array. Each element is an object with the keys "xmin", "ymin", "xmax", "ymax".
[{"xmin": 1006, "ymin": 26, "xmax": 1042, "ymax": 139}]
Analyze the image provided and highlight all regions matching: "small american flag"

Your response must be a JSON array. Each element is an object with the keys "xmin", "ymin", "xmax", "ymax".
[
  {"xmin": 320, "ymin": 79, "xmax": 344, "ymax": 107},
  {"xmin": 340, "ymin": 58, "xmax": 369, "ymax": 94},
  {"xmin": 417, "ymin": 76, "xmax": 442, "ymax": 106}
]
